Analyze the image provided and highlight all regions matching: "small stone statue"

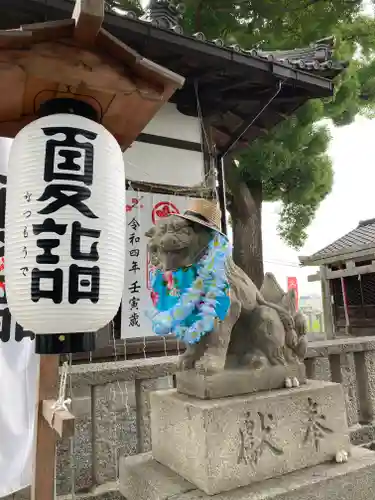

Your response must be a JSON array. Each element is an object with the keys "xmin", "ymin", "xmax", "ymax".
[{"xmin": 145, "ymin": 199, "xmax": 306, "ymax": 374}]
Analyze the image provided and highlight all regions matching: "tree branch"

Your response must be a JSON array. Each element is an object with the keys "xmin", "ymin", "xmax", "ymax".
[{"xmin": 223, "ymin": 155, "xmax": 256, "ymax": 221}]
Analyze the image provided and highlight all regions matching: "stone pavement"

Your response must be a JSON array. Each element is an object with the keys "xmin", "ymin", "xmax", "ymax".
[{"xmin": 120, "ymin": 446, "xmax": 375, "ymax": 500}]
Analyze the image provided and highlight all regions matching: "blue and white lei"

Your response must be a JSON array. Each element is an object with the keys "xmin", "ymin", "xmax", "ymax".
[{"xmin": 146, "ymin": 233, "xmax": 231, "ymax": 344}]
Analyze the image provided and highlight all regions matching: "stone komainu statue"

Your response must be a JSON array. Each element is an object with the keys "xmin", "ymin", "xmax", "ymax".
[{"xmin": 145, "ymin": 199, "xmax": 307, "ymax": 374}]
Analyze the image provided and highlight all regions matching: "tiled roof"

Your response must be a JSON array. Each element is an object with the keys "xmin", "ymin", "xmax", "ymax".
[
  {"xmin": 106, "ymin": 0, "xmax": 347, "ymax": 79},
  {"xmin": 1, "ymin": 0, "xmax": 345, "ymax": 153},
  {"xmin": 300, "ymin": 218, "xmax": 375, "ymax": 265}
]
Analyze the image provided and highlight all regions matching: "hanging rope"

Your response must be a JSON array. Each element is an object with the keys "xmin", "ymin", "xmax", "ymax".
[{"xmin": 51, "ymin": 361, "xmax": 71, "ymax": 416}]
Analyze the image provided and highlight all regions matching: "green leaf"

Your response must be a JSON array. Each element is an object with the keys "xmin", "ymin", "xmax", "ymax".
[{"xmin": 180, "ymin": 0, "xmax": 375, "ymax": 247}]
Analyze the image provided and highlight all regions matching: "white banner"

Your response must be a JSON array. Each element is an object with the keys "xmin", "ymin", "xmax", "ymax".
[
  {"xmin": 121, "ymin": 191, "xmax": 195, "ymax": 339},
  {"xmin": 0, "ymin": 138, "xmax": 39, "ymax": 498}
]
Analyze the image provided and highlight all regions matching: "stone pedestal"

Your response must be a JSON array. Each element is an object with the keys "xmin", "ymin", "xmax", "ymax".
[{"xmin": 150, "ymin": 381, "xmax": 350, "ymax": 495}]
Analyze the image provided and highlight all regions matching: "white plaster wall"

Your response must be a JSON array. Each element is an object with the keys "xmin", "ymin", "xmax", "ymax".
[
  {"xmin": 141, "ymin": 102, "xmax": 201, "ymax": 142},
  {"xmin": 124, "ymin": 103, "xmax": 205, "ymax": 187}
]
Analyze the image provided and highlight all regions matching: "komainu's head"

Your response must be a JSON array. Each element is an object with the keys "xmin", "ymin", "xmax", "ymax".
[{"xmin": 145, "ymin": 215, "xmax": 213, "ymax": 271}]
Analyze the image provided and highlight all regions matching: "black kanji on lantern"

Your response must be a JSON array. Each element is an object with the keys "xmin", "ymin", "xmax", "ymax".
[
  {"xmin": 38, "ymin": 184, "xmax": 98, "ymax": 219},
  {"xmin": 42, "ymin": 126, "xmax": 97, "ymax": 185},
  {"xmin": 33, "ymin": 218, "xmax": 68, "ymax": 265},
  {"xmin": 0, "ymin": 292, "xmax": 11, "ymax": 342},
  {"xmin": 68, "ymin": 264, "xmax": 100, "ymax": 304},
  {"xmin": 33, "ymin": 218, "xmax": 68, "ymax": 236},
  {"xmin": 36, "ymin": 239, "xmax": 61, "ymax": 265},
  {"xmin": 30, "ymin": 120, "xmax": 103, "ymax": 310},
  {"xmin": 71, "ymin": 221, "xmax": 101, "ymax": 261},
  {"xmin": 31, "ymin": 268, "xmax": 63, "ymax": 303},
  {"xmin": 15, "ymin": 322, "xmax": 35, "ymax": 342}
]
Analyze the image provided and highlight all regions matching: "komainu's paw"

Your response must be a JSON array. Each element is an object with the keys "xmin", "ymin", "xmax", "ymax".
[
  {"xmin": 335, "ymin": 450, "xmax": 349, "ymax": 463},
  {"xmin": 285, "ymin": 377, "xmax": 293, "ymax": 388},
  {"xmin": 177, "ymin": 354, "xmax": 196, "ymax": 371},
  {"xmin": 195, "ymin": 354, "xmax": 224, "ymax": 374},
  {"xmin": 292, "ymin": 377, "xmax": 300, "ymax": 388}
]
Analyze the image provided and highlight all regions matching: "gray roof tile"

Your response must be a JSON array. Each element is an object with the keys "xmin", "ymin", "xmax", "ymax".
[
  {"xmin": 304, "ymin": 218, "xmax": 375, "ymax": 263},
  {"xmin": 106, "ymin": 0, "xmax": 347, "ymax": 79}
]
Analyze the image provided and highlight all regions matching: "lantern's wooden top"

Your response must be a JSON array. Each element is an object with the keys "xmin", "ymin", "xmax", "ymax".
[{"xmin": 0, "ymin": 0, "xmax": 185, "ymax": 150}]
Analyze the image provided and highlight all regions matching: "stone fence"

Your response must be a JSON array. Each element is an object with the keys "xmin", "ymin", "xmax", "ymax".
[{"xmin": 6, "ymin": 336, "xmax": 375, "ymax": 500}]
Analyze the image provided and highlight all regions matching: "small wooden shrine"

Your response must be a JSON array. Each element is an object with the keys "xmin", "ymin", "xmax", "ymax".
[{"xmin": 300, "ymin": 218, "xmax": 375, "ymax": 338}]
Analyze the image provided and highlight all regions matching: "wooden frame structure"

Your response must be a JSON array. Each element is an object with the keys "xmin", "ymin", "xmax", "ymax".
[
  {"xmin": 300, "ymin": 218, "xmax": 375, "ymax": 338},
  {"xmin": 0, "ymin": 1, "xmax": 184, "ymax": 150}
]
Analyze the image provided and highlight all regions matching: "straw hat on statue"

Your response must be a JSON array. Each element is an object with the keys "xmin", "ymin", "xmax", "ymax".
[{"xmin": 175, "ymin": 198, "xmax": 226, "ymax": 236}]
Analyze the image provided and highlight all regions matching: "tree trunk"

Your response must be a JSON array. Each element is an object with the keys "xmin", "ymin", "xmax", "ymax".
[
  {"xmin": 195, "ymin": 0, "xmax": 204, "ymax": 32},
  {"xmin": 224, "ymin": 157, "xmax": 264, "ymax": 289}
]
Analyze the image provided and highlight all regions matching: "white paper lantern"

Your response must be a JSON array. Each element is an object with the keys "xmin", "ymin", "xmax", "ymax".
[{"xmin": 5, "ymin": 113, "xmax": 125, "ymax": 334}]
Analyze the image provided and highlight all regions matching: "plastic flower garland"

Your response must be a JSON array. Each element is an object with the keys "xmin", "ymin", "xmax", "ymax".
[{"xmin": 146, "ymin": 232, "xmax": 231, "ymax": 344}]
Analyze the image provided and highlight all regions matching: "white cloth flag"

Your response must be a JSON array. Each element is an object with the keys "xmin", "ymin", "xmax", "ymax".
[
  {"xmin": 0, "ymin": 138, "xmax": 38, "ymax": 498},
  {"xmin": 0, "ymin": 323, "xmax": 38, "ymax": 497}
]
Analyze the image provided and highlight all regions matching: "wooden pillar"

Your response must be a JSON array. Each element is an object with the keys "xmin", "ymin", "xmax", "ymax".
[
  {"xmin": 340, "ymin": 276, "xmax": 351, "ymax": 334},
  {"xmin": 32, "ymin": 356, "xmax": 75, "ymax": 500},
  {"xmin": 320, "ymin": 265, "xmax": 334, "ymax": 339}
]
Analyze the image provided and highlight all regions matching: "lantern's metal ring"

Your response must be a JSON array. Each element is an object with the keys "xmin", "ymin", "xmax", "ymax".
[{"xmin": 33, "ymin": 88, "xmax": 104, "ymax": 123}]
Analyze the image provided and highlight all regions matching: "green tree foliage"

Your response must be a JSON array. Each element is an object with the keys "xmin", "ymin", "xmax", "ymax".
[
  {"xmin": 180, "ymin": 0, "xmax": 375, "ymax": 285},
  {"xmin": 233, "ymin": 6, "xmax": 375, "ymax": 252},
  {"xmin": 113, "ymin": 0, "xmax": 375, "ymax": 284}
]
